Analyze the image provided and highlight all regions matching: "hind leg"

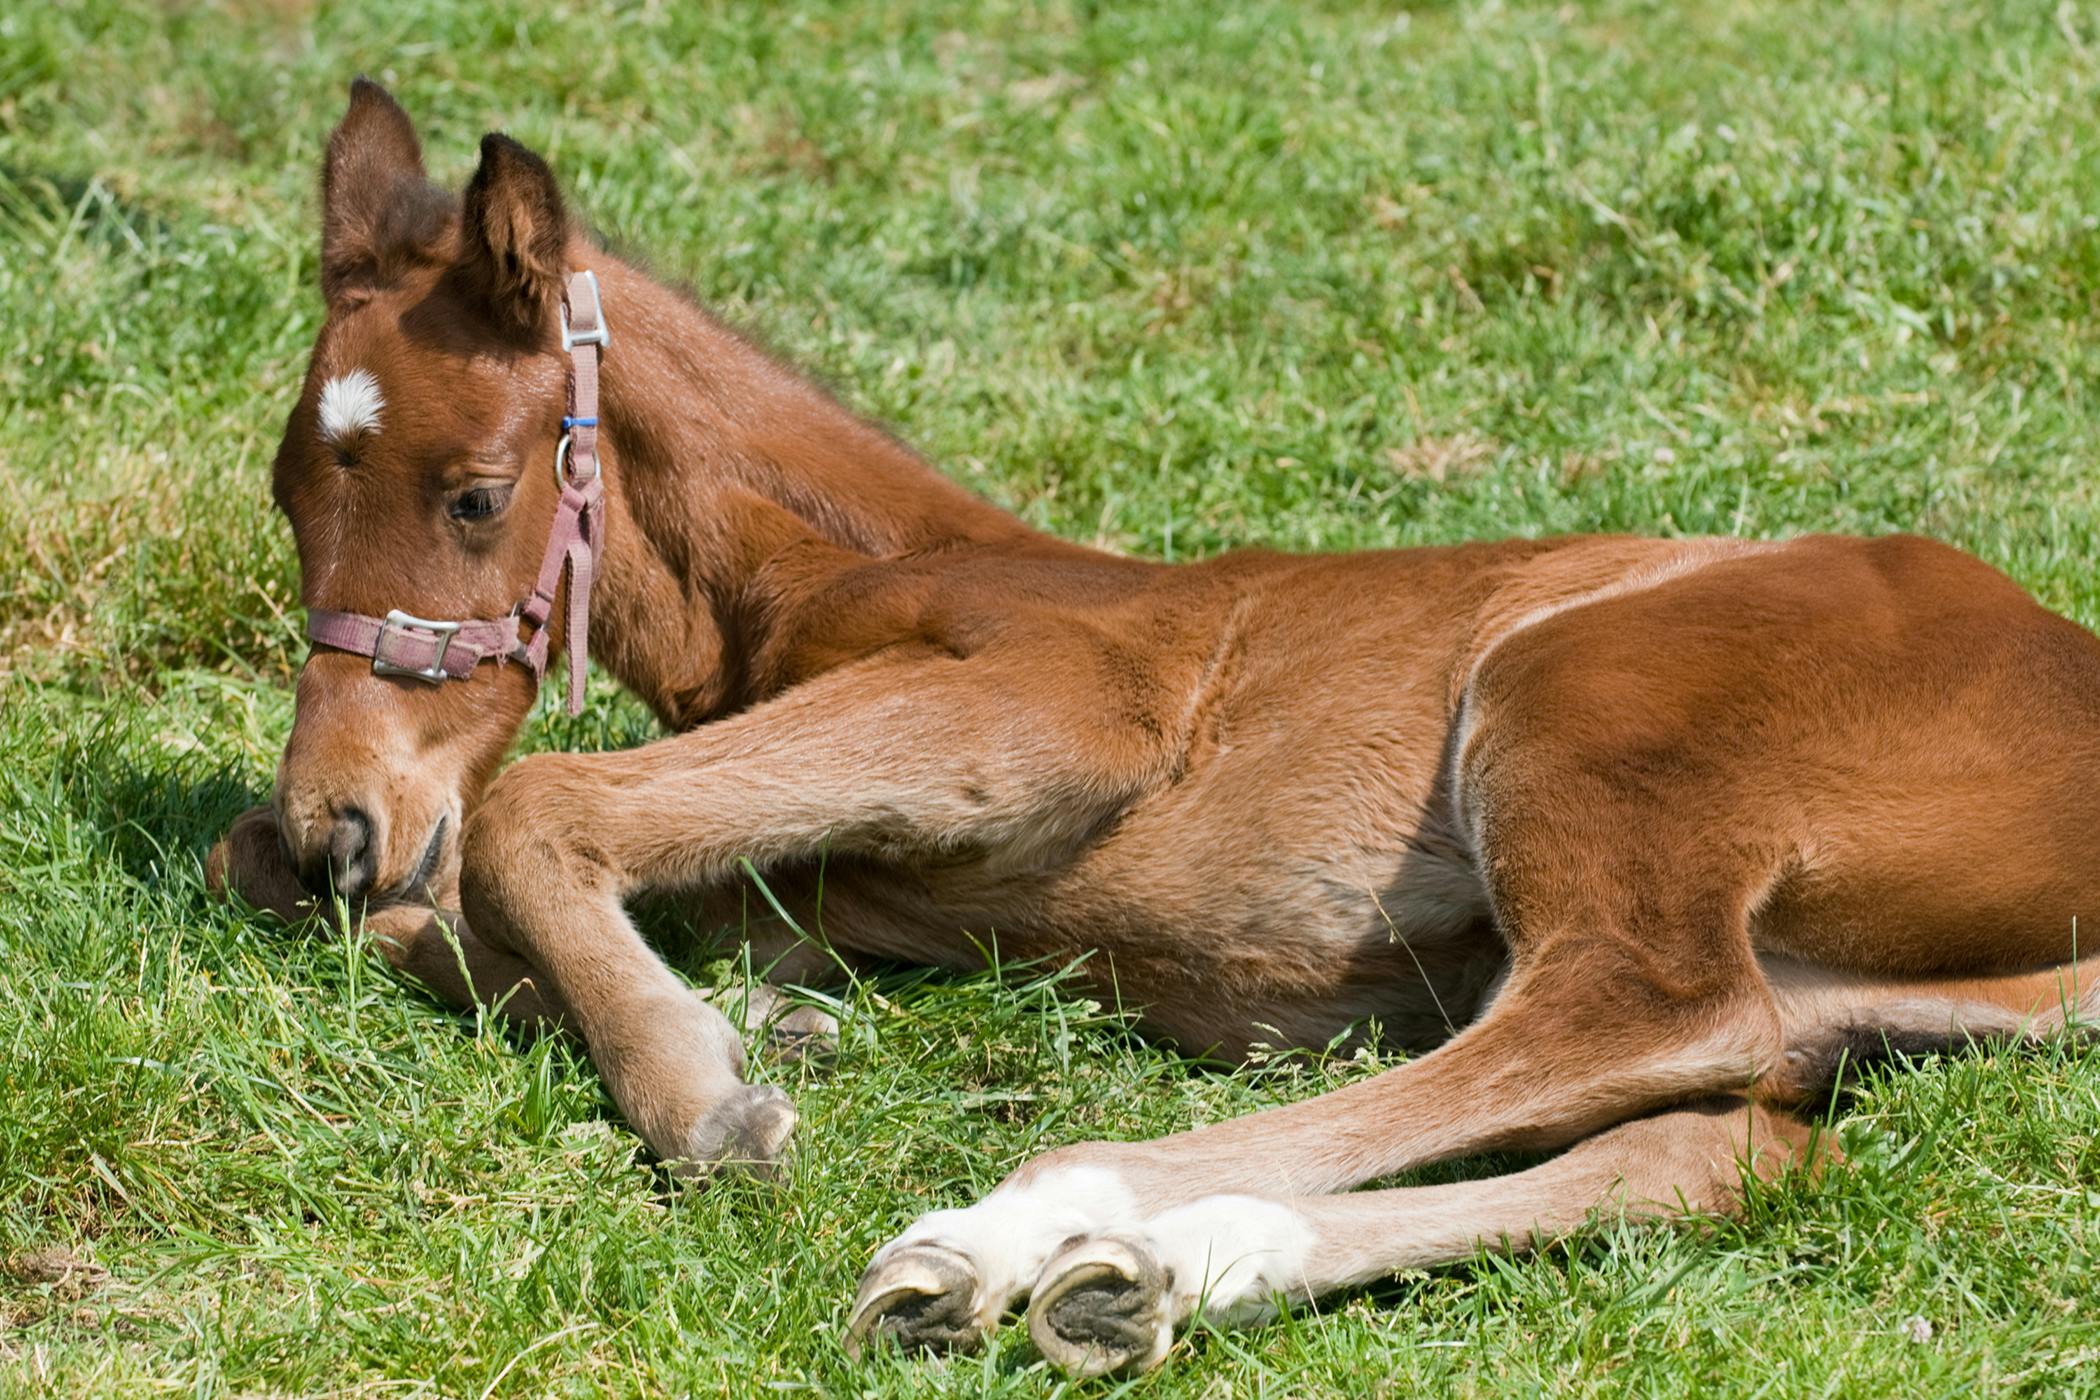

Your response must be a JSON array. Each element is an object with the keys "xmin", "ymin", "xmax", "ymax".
[
  {"xmin": 696, "ymin": 919, "xmax": 853, "ymax": 1064},
  {"xmin": 846, "ymin": 945, "xmax": 1782, "ymax": 1359},
  {"xmin": 1760, "ymin": 955, "xmax": 2098, "ymax": 1105},
  {"xmin": 1021, "ymin": 1097, "xmax": 1818, "ymax": 1377},
  {"xmin": 849, "ymin": 643, "xmax": 1801, "ymax": 1355}
]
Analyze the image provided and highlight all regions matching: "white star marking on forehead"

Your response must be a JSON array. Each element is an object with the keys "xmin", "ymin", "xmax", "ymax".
[{"xmin": 317, "ymin": 368, "xmax": 384, "ymax": 447}]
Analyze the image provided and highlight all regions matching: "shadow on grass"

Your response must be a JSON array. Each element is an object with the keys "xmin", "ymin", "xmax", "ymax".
[{"xmin": 54, "ymin": 728, "xmax": 259, "ymax": 896}]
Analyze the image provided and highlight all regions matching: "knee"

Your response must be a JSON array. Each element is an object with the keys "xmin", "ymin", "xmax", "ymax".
[{"xmin": 460, "ymin": 754, "xmax": 603, "ymax": 937}]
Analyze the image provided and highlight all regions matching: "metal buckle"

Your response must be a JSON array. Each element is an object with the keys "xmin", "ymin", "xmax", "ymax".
[
  {"xmin": 372, "ymin": 609, "xmax": 462, "ymax": 682},
  {"xmin": 553, "ymin": 432, "xmax": 603, "ymax": 488},
  {"xmin": 560, "ymin": 270, "xmax": 610, "ymax": 352}
]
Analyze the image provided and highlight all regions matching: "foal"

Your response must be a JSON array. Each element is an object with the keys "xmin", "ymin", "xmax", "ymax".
[{"xmin": 212, "ymin": 82, "xmax": 2100, "ymax": 1377}]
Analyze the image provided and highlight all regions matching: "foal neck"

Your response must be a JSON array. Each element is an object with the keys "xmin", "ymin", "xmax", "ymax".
[{"xmin": 582, "ymin": 253, "xmax": 1042, "ymax": 725}]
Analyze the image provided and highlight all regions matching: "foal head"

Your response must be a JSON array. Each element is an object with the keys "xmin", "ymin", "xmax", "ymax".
[{"xmin": 272, "ymin": 81, "xmax": 591, "ymax": 903}]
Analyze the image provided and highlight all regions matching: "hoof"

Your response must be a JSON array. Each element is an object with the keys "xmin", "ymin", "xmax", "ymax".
[
  {"xmin": 1026, "ymin": 1234, "xmax": 1173, "ymax": 1378},
  {"xmin": 206, "ymin": 805, "xmax": 317, "ymax": 924},
  {"xmin": 845, "ymin": 1242, "xmax": 987, "ymax": 1358},
  {"xmin": 766, "ymin": 1005, "xmax": 839, "ymax": 1065},
  {"xmin": 674, "ymin": 1083, "xmax": 797, "ymax": 1178}
]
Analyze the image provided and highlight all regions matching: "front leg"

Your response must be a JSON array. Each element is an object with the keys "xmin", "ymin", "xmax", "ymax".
[
  {"xmin": 459, "ymin": 648, "xmax": 1167, "ymax": 1177},
  {"xmin": 205, "ymin": 803, "xmax": 314, "ymax": 923},
  {"xmin": 207, "ymin": 804, "xmax": 833, "ymax": 1059},
  {"xmin": 206, "ymin": 804, "xmax": 565, "ymax": 1030},
  {"xmin": 462, "ymin": 806, "xmax": 791, "ymax": 1173}
]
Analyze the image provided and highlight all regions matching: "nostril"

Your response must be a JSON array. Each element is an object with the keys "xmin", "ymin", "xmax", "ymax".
[{"xmin": 328, "ymin": 805, "xmax": 377, "ymax": 899}]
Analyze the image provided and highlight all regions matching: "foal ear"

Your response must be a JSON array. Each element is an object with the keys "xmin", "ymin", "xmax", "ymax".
[
  {"xmin": 459, "ymin": 133, "xmax": 569, "ymax": 334},
  {"xmin": 320, "ymin": 78, "xmax": 441, "ymax": 303}
]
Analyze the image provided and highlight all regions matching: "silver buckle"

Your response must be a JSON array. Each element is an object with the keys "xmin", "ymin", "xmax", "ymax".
[
  {"xmin": 372, "ymin": 609, "xmax": 462, "ymax": 682},
  {"xmin": 560, "ymin": 270, "xmax": 610, "ymax": 352}
]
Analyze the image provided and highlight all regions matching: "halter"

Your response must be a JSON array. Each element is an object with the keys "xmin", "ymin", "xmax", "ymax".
[{"xmin": 304, "ymin": 269, "xmax": 608, "ymax": 717}]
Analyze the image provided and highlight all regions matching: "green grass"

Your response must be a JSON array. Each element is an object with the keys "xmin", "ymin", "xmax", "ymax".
[{"xmin": 6, "ymin": 0, "xmax": 2100, "ymax": 1392}]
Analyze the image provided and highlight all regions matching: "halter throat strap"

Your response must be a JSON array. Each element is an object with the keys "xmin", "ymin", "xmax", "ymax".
[{"xmin": 303, "ymin": 269, "xmax": 608, "ymax": 717}]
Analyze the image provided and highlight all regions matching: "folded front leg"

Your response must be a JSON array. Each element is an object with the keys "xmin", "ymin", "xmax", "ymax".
[
  {"xmin": 207, "ymin": 803, "xmax": 566, "ymax": 1030},
  {"xmin": 205, "ymin": 803, "xmax": 315, "ymax": 924},
  {"xmin": 458, "ymin": 647, "xmax": 1170, "ymax": 1181}
]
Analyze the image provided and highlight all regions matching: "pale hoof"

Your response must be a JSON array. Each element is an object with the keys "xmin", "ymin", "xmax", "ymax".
[
  {"xmin": 1026, "ymin": 1234, "xmax": 1174, "ymax": 1378},
  {"xmin": 673, "ymin": 1082, "xmax": 797, "ymax": 1178},
  {"xmin": 205, "ymin": 804, "xmax": 316, "ymax": 924},
  {"xmin": 766, "ymin": 1004, "xmax": 839, "ymax": 1064},
  {"xmin": 845, "ymin": 1242, "xmax": 987, "ymax": 1357}
]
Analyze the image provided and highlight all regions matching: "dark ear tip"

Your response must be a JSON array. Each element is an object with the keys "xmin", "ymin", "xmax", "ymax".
[
  {"xmin": 347, "ymin": 76, "xmax": 397, "ymax": 110},
  {"xmin": 477, "ymin": 131, "xmax": 544, "ymax": 171}
]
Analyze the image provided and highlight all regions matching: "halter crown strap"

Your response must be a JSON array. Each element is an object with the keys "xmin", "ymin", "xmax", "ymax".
[{"xmin": 303, "ymin": 269, "xmax": 608, "ymax": 716}]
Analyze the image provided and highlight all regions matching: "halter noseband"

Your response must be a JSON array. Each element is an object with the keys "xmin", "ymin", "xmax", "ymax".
[{"xmin": 304, "ymin": 269, "xmax": 608, "ymax": 717}]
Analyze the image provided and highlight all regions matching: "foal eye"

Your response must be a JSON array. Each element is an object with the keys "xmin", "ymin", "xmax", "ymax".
[{"xmin": 448, "ymin": 486, "xmax": 510, "ymax": 522}]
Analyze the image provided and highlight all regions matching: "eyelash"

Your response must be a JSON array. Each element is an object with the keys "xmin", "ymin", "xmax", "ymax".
[{"xmin": 449, "ymin": 486, "xmax": 510, "ymax": 522}]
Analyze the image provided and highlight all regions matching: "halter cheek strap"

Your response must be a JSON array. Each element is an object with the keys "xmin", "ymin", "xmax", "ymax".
[{"xmin": 303, "ymin": 269, "xmax": 608, "ymax": 717}]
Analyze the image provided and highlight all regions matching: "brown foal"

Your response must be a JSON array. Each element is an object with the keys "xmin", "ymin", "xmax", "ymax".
[{"xmin": 209, "ymin": 82, "xmax": 2100, "ymax": 1377}]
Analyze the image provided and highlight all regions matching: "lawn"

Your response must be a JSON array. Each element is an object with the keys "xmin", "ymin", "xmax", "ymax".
[{"xmin": 5, "ymin": 0, "xmax": 2100, "ymax": 1392}]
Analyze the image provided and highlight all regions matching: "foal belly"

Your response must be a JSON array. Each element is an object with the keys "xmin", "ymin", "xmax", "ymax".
[
  {"xmin": 1042, "ymin": 721, "xmax": 1507, "ymax": 1054},
  {"xmin": 814, "ymin": 797, "xmax": 1506, "ymax": 1058},
  {"xmin": 1065, "ymin": 843, "xmax": 1505, "ymax": 1056},
  {"xmin": 801, "ymin": 598, "xmax": 1508, "ymax": 1054}
]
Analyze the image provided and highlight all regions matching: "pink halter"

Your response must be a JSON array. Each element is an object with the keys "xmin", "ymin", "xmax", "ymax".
[{"xmin": 305, "ymin": 269, "xmax": 607, "ymax": 717}]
